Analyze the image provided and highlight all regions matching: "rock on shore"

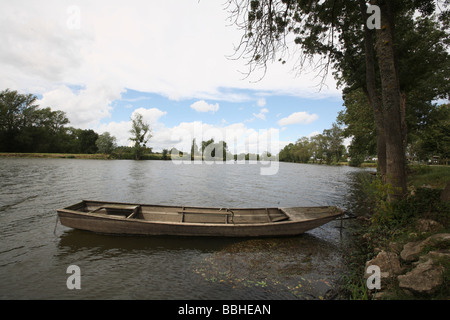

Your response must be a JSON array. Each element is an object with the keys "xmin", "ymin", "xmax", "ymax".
[
  {"xmin": 398, "ymin": 250, "xmax": 447, "ymax": 295},
  {"xmin": 366, "ymin": 231, "xmax": 449, "ymax": 297}
]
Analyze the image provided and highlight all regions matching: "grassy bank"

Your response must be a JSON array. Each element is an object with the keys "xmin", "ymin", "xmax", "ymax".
[
  {"xmin": 0, "ymin": 152, "xmax": 111, "ymax": 159},
  {"xmin": 0, "ymin": 152, "xmax": 168, "ymax": 160},
  {"xmin": 340, "ymin": 165, "xmax": 449, "ymax": 300},
  {"xmin": 408, "ymin": 165, "xmax": 450, "ymax": 189}
]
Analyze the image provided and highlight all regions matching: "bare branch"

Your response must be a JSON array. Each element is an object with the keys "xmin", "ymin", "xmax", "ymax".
[{"xmin": 225, "ymin": 0, "xmax": 340, "ymax": 89}]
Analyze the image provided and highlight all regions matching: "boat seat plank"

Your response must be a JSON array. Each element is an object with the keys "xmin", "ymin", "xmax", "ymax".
[
  {"xmin": 270, "ymin": 215, "xmax": 290, "ymax": 222},
  {"xmin": 178, "ymin": 210, "xmax": 232, "ymax": 215},
  {"xmin": 89, "ymin": 205, "xmax": 138, "ymax": 213},
  {"xmin": 99, "ymin": 205, "xmax": 138, "ymax": 210}
]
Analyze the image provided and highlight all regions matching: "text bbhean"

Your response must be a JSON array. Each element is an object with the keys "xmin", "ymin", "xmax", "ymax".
[{"xmin": 223, "ymin": 304, "xmax": 270, "ymax": 315}]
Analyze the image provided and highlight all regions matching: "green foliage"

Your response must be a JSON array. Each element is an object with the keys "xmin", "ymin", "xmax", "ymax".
[
  {"xmin": 362, "ymin": 175, "xmax": 398, "ymax": 225},
  {"xmin": 0, "ymin": 89, "xmax": 74, "ymax": 153},
  {"xmin": 77, "ymin": 129, "xmax": 99, "ymax": 154},
  {"xmin": 348, "ymin": 154, "xmax": 365, "ymax": 167},
  {"xmin": 197, "ymin": 139, "xmax": 232, "ymax": 161},
  {"xmin": 338, "ymin": 89, "xmax": 377, "ymax": 166},
  {"xmin": 110, "ymin": 146, "xmax": 155, "ymax": 160},
  {"xmin": 361, "ymin": 173, "xmax": 449, "ymax": 232},
  {"xmin": 96, "ymin": 132, "xmax": 117, "ymax": 154},
  {"xmin": 392, "ymin": 188, "xmax": 450, "ymax": 226},
  {"xmin": 0, "ymin": 89, "xmax": 123, "ymax": 155},
  {"xmin": 340, "ymin": 14, "xmax": 450, "ymax": 165},
  {"xmin": 279, "ymin": 123, "xmax": 345, "ymax": 164},
  {"xmin": 129, "ymin": 113, "xmax": 152, "ymax": 160},
  {"xmin": 190, "ymin": 139, "xmax": 199, "ymax": 160},
  {"xmin": 412, "ymin": 104, "xmax": 449, "ymax": 162},
  {"xmin": 408, "ymin": 165, "xmax": 450, "ymax": 189},
  {"xmin": 162, "ymin": 149, "xmax": 169, "ymax": 160}
]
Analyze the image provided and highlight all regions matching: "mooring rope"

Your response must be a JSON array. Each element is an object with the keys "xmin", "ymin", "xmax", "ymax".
[{"xmin": 53, "ymin": 214, "xmax": 59, "ymax": 236}]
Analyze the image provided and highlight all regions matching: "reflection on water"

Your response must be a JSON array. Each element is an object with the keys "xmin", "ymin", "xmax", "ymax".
[
  {"xmin": 58, "ymin": 229, "xmax": 242, "ymax": 254},
  {"xmin": 0, "ymin": 158, "xmax": 373, "ymax": 299}
]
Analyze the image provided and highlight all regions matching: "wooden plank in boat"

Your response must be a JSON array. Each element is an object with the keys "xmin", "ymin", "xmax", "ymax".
[{"xmin": 178, "ymin": 210, "xmax": 231, "ymax": 215}]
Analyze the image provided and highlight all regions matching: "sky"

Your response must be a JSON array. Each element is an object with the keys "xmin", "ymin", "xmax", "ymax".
[{"xmin": 0, "ymin": 0, "xmax": 346, "ymax": 154}]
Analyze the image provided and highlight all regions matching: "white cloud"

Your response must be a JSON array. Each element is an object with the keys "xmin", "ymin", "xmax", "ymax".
[
  {"xmin": 277, "ymin": 112, "xmax": 319, "ymax": 126},
  {"xmin": 257, "ymin": 98, "xmax": 266, "ymax": 107},
  {"xmin": 97, "ymin": 120, "xmax": 131, "ymax": 147},
  {"xmin": 118, "ymin": 120, "xmax": 282, "ymax": 155},
  {"xmin": 0, "ymin": 0, "xmax": 341, "ymax": 100},
  {"xmin": 97, "ymin": 107, "xmax": 167, "ymax": 146},
  {"xmin": 132, "ymin": 107, "xmax": 167, "ymax": 125},
  {"xmin": 190, "ymin": 100, "xmax": 220, "ymax": 113},
  {"xmin": 253, "ymin": 108, "xmax": 269, "ymax": 120},
  {"xmin": 97, "ymin": 113, "xmax": 290, "ymax": 155},
  {"xmin": 38, "ymin": 83, "xmax": 124, "ymax": 129}
]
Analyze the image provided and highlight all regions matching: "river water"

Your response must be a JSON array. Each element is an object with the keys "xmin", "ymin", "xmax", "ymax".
[{"xmin": 0, "ymin": 158, "xmax": 372, "ymax": 300}]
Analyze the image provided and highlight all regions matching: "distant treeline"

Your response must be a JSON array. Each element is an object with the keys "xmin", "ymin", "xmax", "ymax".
[
  {"xmin": 0, "ymin": 89, "xmax": 106, "ymax": 154},
  {"xmin": 279, "ymin": 123, "xmax": 347, "ymax": 165},
  {"xmin": 0, "ymin": 89, "xmax": 272, "ymax": 160}
]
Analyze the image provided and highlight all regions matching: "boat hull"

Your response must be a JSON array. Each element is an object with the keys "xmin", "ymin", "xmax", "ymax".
[{"xmin": 57, "ymin": 200, "xmax": 343, "ymax": 237}]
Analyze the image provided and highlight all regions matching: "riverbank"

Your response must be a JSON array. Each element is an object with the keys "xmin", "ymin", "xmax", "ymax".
[
  {"xmin": 0, "ymin": 152, "xmax": 166, "ymax": 160},
  {"xmin": 0, "ymin": 152, "xmax": 110, "ymax": 159},
  {"xmin": 0, "ymin": 152, "xmax": 381, "ymax": 168},
  {"xmin": 340, "ymin": 165, "xmax": 449, "ymax": 300}
]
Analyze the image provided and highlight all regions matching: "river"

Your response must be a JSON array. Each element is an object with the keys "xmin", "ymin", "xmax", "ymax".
[{"xmin": 0, "ymin": 158, "xmax": 372, "ymax": 300}]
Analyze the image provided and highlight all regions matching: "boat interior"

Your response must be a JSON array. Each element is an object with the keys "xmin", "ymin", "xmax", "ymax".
[{"xmin": 65, "ymin": 200, "xmax": 291, "ymax": 225}]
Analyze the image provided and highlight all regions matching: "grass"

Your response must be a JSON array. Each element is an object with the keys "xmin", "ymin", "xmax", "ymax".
[
  {"xmin": 0, "ymin": 152, "xmax": 110, "ymax": 159},
  {"xmin": 408, "ymin": 165, "xmax": 450, "ymax": 189},
  {"xmin": 0, "ymin": 152, "xmax": 168, "ymax": 160}
]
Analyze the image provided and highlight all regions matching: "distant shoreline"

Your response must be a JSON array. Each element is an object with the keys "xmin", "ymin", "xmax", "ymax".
[
  {"xmin": 0, "ymin": 152, "xmax": 381, "ymax": 167},
  {"xmin": 0, "ymin": 152, "xmax": 112, "ymax": 160}
]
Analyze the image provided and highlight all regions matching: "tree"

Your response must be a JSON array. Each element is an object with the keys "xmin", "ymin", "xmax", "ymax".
[
  {"xmin": 77, "ymin": 129, "xmax": 99, "ymax": 154},
  {"xmin": 279, "ymin": 143, "xmax": 295, "ymax": 162},
  {"xmin": 27, "ymin": 108, "xmax": 70, "ymax": 152},
  {"xmin": 323, "ymin": 123, "xmax": 345, "ymax": 164},
  {"xmin": 0, "ymin": 89, "xmax": 39, "ymax": 151},
  {"xmin": 201, "ymin": 138, "xmax": 215, "ymax": 155},
  {"xmin": 96, "ymin": 132, "xmax": 117, "ymax": 154},
  {"xmin": 293, "ymin": 137, "xmax": 313, "ymax": 163},
  {"xmin": 201, "ymin": 139, "xmax": 232, "ymax": 161},
  {"xmin": 414, "ymin": 104, "xmax": 450, "ymax": 162},
  {"xmin": 338, "ymin": 89, "xmax": 377, "ymax": 166},
  {"xmin": 190, "ymin": 138, "xmax": 199, "ymax": 160},
  {"xmin": 162, "ymin": 148, "xmax": 169, "ymax": 160},
  {"xmin": 371, "ymin": 0, "xmax": 407, "ymax": 197},
  {"xmin": 338, "ymin": 11, "xmax": 449, "ymax": 167},
  {"xmin": 227, "ymin": 0, "xmax": 448, "ymax": 200},
  {"xmin": 129, "ymin": 113, "xmax": 152, "ymax": 160},
  {"xmin": 0, "ymin": 89, "xmax": 73, "ymax": 152},
  {"xmin": 278, "ymin": 123, "xmax": 345, "ymax": 164}
]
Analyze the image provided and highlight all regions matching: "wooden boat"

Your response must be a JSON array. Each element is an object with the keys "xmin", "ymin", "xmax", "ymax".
[{"xmin": 57, "ymin": 200, "xmax": 344, "ymax": 237}]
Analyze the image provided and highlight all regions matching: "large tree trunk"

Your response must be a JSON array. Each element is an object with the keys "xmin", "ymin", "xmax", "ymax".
[
  {"xmin": 374, "ymin": 0, "xmax": 407, "ymax": 199},
  {"xmin": 360, "ymin": 0, "xmax": 387, "ymax": 179}
]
